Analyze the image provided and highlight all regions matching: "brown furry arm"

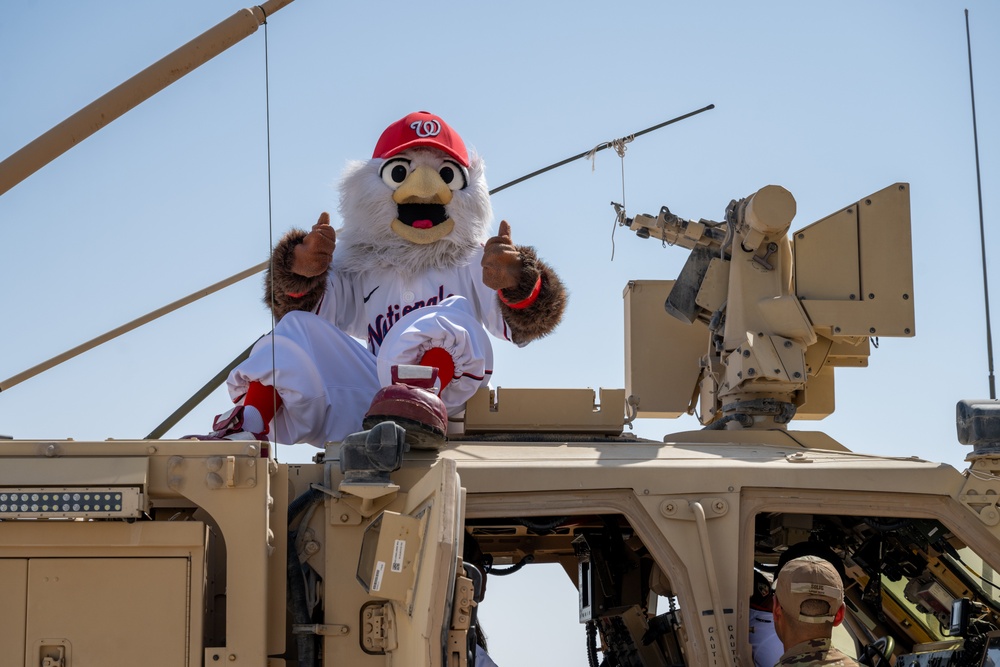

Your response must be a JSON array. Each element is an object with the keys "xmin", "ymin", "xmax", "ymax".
[
  {"xmin": 498, "ymin": 245, "xmax": 568, "ymax": 345},
  {"xmin": 263, "ymin": 229, "xmax": 328, "ymax": 320}
]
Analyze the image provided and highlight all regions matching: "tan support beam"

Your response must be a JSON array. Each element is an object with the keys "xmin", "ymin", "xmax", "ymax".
[
  {"xmin": 0, "ymin": 261, "xmax": 268, "ymax": 393},
  {"xmin": 0, "ymin": 0, "xmax": 295, "ymax": 197}
]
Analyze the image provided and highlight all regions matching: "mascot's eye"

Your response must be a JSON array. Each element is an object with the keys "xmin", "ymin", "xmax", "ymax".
[
  {"xmin": 379, "ymin": 158, "xmax": 411, "ymax": 189},
  {"xmin": 439, "ymin": 161, "xmax": 468, "ymax": 191}
]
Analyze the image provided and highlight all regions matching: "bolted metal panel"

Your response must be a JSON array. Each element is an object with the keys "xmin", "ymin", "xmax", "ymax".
[
  {"xmin": 794, "ymin": 183, "xmax": 915, "ymax": 338},
  {"xmin": 464, "ymin": 387, "xmax": 625, "ymax": 434},
  {"xmin": 624, "ymin": 280, "xmax": 706, "ymax": 419}
]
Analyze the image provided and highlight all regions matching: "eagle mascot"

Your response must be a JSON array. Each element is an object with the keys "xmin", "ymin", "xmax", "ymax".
[{"xmin": 198, "ymin": 111, "xmax": 567, "ymax": 448}]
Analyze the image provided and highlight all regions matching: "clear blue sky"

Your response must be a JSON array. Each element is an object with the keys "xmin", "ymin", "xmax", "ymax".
[{"xmin": 2, "ymin": 2, "xmax": 999, "ymax": 664}]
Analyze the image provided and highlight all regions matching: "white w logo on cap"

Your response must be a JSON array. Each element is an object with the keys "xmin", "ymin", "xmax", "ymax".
[{"xmin": 410, "ymin": 119, "xmax": 441, "ymax": 138}]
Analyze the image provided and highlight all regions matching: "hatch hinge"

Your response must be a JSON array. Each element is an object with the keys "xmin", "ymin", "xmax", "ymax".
[
  {"xmin": 360, "ymin": 601, "xmax": 397, "ymax": 654},
  {"xmin": 292, "ymin": 623, "xmax": 350, "ymax": 637},
  {"xmin": 447, "ymin": 567, "xmax": 477, "ymax": 667},
  {"xmin": 38, "ymin": 643, "xmax": 67, "ymax": 667},
  {"xmin": 959, "ymin": 458, "xmax": 1000, "ymax": 526}
]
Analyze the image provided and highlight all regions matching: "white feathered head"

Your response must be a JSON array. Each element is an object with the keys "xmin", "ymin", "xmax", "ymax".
[{"xmin": 334, "ymin": 112, "xmax": 493, "ymax": 275}]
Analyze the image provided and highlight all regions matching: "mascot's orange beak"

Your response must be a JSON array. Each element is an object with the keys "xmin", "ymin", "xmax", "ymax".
[{"xmin": 390, "ymin": 165, "xmax": 456, "ymax": 244}]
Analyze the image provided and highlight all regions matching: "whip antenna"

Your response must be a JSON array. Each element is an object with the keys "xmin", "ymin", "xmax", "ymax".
[
  {"xmin": 966, "ymin": 9, "xmax": 995, "ymax": 399},
  {"xmin": 262, "ymin": 12, "xmax": 282, "ymax": 451},
  {"xmin": 488, "ymin": 104, "xmax": 714, "ymax": 196}
]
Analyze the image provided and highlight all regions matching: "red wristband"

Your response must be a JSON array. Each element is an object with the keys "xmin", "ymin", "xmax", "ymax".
[{"xmin": 498, "ymin": 275, "xmax": 542, "ymax": 309}]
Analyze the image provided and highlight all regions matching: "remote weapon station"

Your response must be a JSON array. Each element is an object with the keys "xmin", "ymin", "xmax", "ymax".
[{"xmin": 3, "ymin": 4, "xmax": 1000, "ymax": 667}]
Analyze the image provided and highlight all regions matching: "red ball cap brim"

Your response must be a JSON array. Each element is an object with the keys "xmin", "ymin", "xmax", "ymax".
[{"xmin": 372, "ymin": 111, "xmax": 469, "ymax": 167}]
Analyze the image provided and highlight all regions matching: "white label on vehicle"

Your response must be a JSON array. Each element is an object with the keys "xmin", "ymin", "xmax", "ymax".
[
  {"xmin": 372, "ymin": 561, "xmax": 385, "ymax": 592},
  {"xmin": 392, "ymin": 539, "xmax": 406, "ymax": 572}
]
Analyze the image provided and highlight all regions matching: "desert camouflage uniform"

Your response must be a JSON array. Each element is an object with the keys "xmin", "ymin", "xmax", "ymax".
[{"xmin": 776, "ymin": 638, "xmax": 860, "ymax": 667}]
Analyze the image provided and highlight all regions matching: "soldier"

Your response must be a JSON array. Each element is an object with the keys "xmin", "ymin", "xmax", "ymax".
[
  {"xmin": 749, "ymin": 569, "xmax": 783, "ymax": 667},
  {"xmin": 771, "ymin": 556, "xmax": 860, "ymax": 667}
]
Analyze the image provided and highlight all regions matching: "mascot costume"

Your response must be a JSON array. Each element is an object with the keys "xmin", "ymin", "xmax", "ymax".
[{"xmin": 198, "ymin": 111, "xmax": 567, "ymax": 448}]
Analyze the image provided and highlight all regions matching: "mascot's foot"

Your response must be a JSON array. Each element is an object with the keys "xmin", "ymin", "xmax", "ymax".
[
  {"xmin": 183, "ymin": 405, "xmax": 267, "ymax": 442},
  {"xmin": 364, "ymin": 365, "xmax": 447, "ymax": 450}
]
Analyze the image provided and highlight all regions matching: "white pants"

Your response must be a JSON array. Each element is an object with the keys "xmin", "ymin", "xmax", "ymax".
[{"xmin": 228, "ymin": 296, "xmax": 493, "ymax": 446}]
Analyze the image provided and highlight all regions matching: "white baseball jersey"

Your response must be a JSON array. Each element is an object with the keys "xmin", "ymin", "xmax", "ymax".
[
  {"xmin": 316, "ymin": 246, "xmax": 513, "ymax": 355},
  {"xmin": 228, "ymin": 246, "xmax": 509, "ymax": 446}
]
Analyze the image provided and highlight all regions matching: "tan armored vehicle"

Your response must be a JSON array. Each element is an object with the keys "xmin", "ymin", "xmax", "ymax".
[{"xmin": 3, "ymin": 4, "xmax": 1000, "ymax": 667}]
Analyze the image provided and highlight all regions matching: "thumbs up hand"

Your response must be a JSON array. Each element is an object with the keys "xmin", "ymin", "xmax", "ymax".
[
  {"xmin": 482, "ymin": 220, "xmax": 523, "ymax": 291},
  {"xmin": 293, "ymin": 212, "xmax": 336, "ymax": 277}
]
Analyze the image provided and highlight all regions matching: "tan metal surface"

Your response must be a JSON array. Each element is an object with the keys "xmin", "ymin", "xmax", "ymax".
[
  {"xmin": 26, "ymin": 558, "xmax": 191, "ymax": 666},
  {"xmin": 624, "ymin": 280, "xmax": 705, "ymax": 418},
  {"xmin": 0, "ymin": 521, "xmax": 204, "ymax": 667},
  {"xmin": 0, "ymin": 455, "xmax": 147, "ymax": 488},
  {"xmin": 0, "ymin": 560, "xmax": 27, "ymax": 667},
  {"xmin": 464, "ymin": 387, "xmax": 625, "ymax": 434},
  {"xmin": 795, "ymin": 183, "xmax": 915, "ymax": 338},
  {"xmin": 0, "ymin": 423, "xmax": 994, "ymax": 667},
  {"xmin": 321, "ymin": 458, "xmax": 462, "ymax": 666}
]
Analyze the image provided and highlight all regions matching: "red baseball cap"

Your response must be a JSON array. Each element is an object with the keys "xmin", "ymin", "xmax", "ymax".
[{"xmin": 372, "ymin": 111, "xmax": 469, "ymax": 167}]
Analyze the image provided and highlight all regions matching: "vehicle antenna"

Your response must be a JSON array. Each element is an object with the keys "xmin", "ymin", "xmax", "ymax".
[
  {"xmin": 966, "ymin": 9, "xmax": 996, "ymax": 399},
  {"xmin": 487, "ymin": 104, "xmax": 715, "ymax": 196},
  {"xmin": 262, "ymin": 15, "xmax": 283, "ymax": 451}
]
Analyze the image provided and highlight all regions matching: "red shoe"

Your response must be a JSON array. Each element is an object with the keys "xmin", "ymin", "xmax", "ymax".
[
  {"xmin": 364, "ymin": 365, "xmax": 447, "ymax": 450},
  {"xmin": 183, "ymin": 405, "xmax": 267, "ymax": 441}
]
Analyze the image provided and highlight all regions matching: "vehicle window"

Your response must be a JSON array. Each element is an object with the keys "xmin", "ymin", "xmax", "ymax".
[
  {"xmin": 752, "ymin": 510, "xmax": 1000, "ymax": 667},
  {"xmin": 468, "ymin": 512, "xmax": 689, "ymax": 666}
]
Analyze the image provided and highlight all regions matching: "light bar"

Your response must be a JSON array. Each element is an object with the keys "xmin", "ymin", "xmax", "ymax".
[{"xmin": 0, "ymin": 487, "xmax": 142, "ymax": 519}]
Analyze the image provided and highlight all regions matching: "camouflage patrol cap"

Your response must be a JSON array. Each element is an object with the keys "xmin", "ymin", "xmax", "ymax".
[{"xmin": 774, "ymin": 556, "xmax": 844, "ymax": 624}]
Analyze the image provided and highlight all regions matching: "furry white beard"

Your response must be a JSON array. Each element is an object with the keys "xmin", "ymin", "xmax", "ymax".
[{"xmin": 333, "ymin": 149, "xmax": 494, "ymax": 276}]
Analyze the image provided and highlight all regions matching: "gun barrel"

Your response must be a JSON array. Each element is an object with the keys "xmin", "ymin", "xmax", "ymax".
[{"xmin": 629, "ymin": 211, "xmax": 726, "ymax": 250}]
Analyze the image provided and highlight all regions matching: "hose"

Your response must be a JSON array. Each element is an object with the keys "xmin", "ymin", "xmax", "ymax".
[
  {"xmin": 587, "ymin": 620, "xmax": 600, "ymax": 667},
  {"xmin": 513, "ymin": 516, "xmax": 568, "ymax": 534},
  {"xmin": 288, "ymin": 487, "xmax": 324, "ymax": 667},
  {"xmin": 485, "ymin": 554, "xmax": 535, "ymax": 576}
]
